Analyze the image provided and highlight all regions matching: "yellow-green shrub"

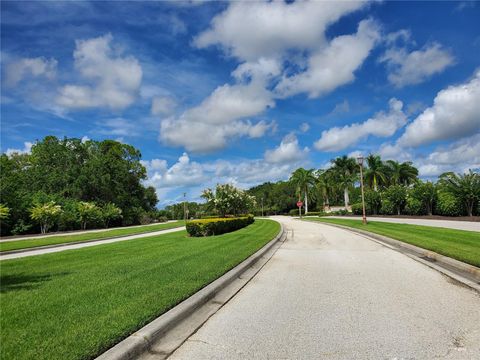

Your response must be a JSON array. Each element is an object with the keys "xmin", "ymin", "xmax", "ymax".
[{"xmin": 186, "ymin": 215, "xmax": 254, "ymax": 237}]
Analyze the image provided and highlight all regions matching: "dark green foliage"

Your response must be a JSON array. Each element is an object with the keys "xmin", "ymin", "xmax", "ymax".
[
  {"xmin": 351, "ymin": 203, "xmax": 363, "ymax": 215},
  {"xmin": 0, "ymin": 136, "xmax": 157, "ymax": 235},
  {"xmin": 405, "ymin": 197, "xmax": 425, "ymax": 215},
  {"xmin": 364, "ymin": 190, "xmax": 382, "ymax": 215},
  {"xmin": 186, "ymin": 215, "xmax": 254, "ymax": 237},
  {"xmin": 247, "ymin": 181, "xmax": 298, "ymax": 215},
  {"xmin": 382, "ymin": 185, "xmax": 407, "ymax": 215}
]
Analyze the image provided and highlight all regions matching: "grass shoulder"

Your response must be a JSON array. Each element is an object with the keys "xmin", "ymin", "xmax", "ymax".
[
  {"xmin": 0, "ymin": 218, "xmax": 280, "ymax": 360},
  {"xmin": 305, "ymin": 217, "xmax": 480, "ymax": 267},
  {"xmin": 0, "ymin": 221, "xmax": 185, "ymax": 252}
]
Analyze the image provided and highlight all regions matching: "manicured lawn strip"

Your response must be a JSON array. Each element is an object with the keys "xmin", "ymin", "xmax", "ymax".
[
  {"xmin": 0, "ymin": 221, "xmax": 185, "ymax": 252},
  {"xmin": 306, "ymin": 218, "xmax": 480, "ymax": 267},
  {"xmin": 0, "ymin": 219, "xmax": 280, "ymax": 360}
]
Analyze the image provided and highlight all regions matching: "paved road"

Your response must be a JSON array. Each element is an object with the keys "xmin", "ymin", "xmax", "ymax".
[
  {"xmin": 169, "ymin": 216, "xmax": 480, "ymax": 359},
  {"xmin": 0, "ymin": 227, "xmax": 185, "ymax": 261},
  {"xmin": 0, "ymin": 220, "xmax": 179, "ymax": 242},
  {"xmin": 324, "ymin": 215, "xmax": 480, "ymax": 232}
]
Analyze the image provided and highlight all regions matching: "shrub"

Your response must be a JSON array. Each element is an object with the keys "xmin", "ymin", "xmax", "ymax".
[
  {"xmin": 435, "ymin": 191, "xmax": 464, "ymax": 216},
  {"xmin": 186, "ymin": 215, "xmax": 254, "ymax": 237},
  {"xmin": 304, "ymin": 211, "xmax": 325, "ymax": 216},
  {"xmin": 405, "ymin": 197, "xmax": 425, "ymax": 216},
  {"xmin": 380, "ymin": 199, "xmax": 395, "ymax": 215},
  {"xmin": 289, "ymin": 209, "xmax": 301, "ymax": 216},
  {"xmin": 365, "ymin": 190, "xmax": 381, "ymax": 215},
  {"xmin": 351, "ymin": 203, "xmax": 363, "ymax": 215},
  {"xmin": 382, "ymin": 185, "xmax": 407, "ymax": 215},
  {"xmin": 157, "ymin": 216, "xmax": 168, "ymax": 223}
]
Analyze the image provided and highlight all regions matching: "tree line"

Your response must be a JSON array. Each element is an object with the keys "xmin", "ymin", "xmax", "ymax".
[
  {"xmin": 0, "ymin": 136, "xmax": 158, "ymax": 236},
  {"xmin": 249, "ymin": 154, "xmax": 479, "ymax": 217}
]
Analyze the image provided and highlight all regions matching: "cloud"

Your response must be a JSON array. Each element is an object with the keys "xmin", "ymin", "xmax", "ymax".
[
  {"xmin": 299, "ymin": 122, "xmax": 310, "ymax": 133},
  {"xmin": 5, "ymin": 57, "xmax": 57, "ymax": 87},
  {"xmin": 314, "ymin": 98, "xmax": 407, "ymax": 152},
  {"xmin": 380, "ymin": 42, "xmax": 454, "ymax": 87},
  {"xmin": 417, "ymin": 134, "xmax": 480, "ymax": 176},
  {"xmin": 56, "ymin": 33, "xmax": 142, "ymax": 110},
  {"xmin": 94, "ymin": 117, "xmax": 139, "ymax": 137},
  {"xmin": 275, "ymin": 19, "xmax": 380, "ymax": 98},
  {"xmin": 5, "ymin": 142, "xmax": 33, "ymax": 157},
  {"xmin": 194, "ymin": 1, "xmax": 368, "ymax": 61},
  {"xmin": 151, "ymin": 96, "xmax": 176, "ymax": 115},
  {"xmin": 159, "ymin": 79, "xmax": 275, "ymax": 153},
  {"xmin": 264, "ymin": 134, "xmax": 308, "ymax": 164},
  {"xmin": 398, "ymin": 70, "xmax": 480, "ymax": 147}
]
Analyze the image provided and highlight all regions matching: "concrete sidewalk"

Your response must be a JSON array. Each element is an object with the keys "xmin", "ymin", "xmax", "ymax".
[
  {"xmin": 167, "ymin": 216, "xmax": 480, "ymax": 359},
  {"xmin": 0, "ymin": 227, "xmax": 185, "ymax": 261},
  {"xmin": 323, "ymin": 215, "xmax": 480, "ymax": 231}
]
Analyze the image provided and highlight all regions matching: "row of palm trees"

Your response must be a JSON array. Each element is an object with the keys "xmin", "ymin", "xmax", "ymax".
[{"xmin": 289, "ymin": 155, "xmax": 419, "ymax": 213}]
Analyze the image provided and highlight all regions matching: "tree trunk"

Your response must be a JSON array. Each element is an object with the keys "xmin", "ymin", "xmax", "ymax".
[
  {"xmin": 397, "ymin": 207, "xmax": 401, "ymax": 216},
  {"xmin": 305, "ymin": 189, "xmax": 308, "ymax": 214},
  {"xmin": 344, "ymin": 188, "xmax": 349, "ymax": 208},
  {"xmin": 325, "ymin": 195, "xmax": 330, "ymax": 211},
  {"xmin": 374, "ymin": 176, "xmax": 377, "ymax": 192},
  {"xmin": 467, "ymin": 201, "xmax": 473, "ymax": 217}
]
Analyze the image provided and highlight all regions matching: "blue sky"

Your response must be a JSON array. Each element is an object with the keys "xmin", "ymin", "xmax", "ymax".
[{"xmin": 1, "ymin": 1, "xmax": 479, "ymax": 206}]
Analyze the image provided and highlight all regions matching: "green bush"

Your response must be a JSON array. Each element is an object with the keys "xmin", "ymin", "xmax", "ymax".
[
  {"xmin": 365, "ymin": 190, "xmax": 381, "ymax": 215},
  {"xmin": 405, "ymin": 197, "xmax": 425, "ymax": 215},
  {"xmin": 289, "ymin": 209, "xmax": 301, "ymax": 216},
  {"xmin": 186, "ymin": 215, "xmax": 255, "ymax": 237},
  {"xmin": 436, "ymin": 191, "xmax": 464, "ymax": 216},
  {"xmin": 351, "ymin": 203, "xmax": 363, "ymax": 215},
  {"xmin": 304, "ymin": 211, "xmax": 325, "ymax": 216},
  {"xmin": 380, "ymin": 199, "xmax": 395, "ymax": 215}
]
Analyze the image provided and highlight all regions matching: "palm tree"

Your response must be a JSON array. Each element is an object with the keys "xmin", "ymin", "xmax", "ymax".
[
  {"xmin": 364, "ymin": 154, "xmax": 387, "ymax": 191},
  {"xmin": 385, "ymin": 160, "xmax": 419, "ymax": 186},
  {"xmin": 289, "ymin": 168, "xmax": 316, "ymax": 214},
  {"xmin": 439, "ymin": 170, "xmax": 480, "ymax": 217},
  {"xmin": 331, "ymin": 155, "xmax": 357, "ymax": 208},
  {"xmin": 315, "ymin": 169, "xmax": 334, "ymax": 211}
]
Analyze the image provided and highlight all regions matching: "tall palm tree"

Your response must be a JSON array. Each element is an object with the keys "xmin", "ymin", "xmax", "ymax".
[
  {"xmin": 385, "ymin": 160, "xmax": 419, "ymax": 186},
  {"xmin": 439, "ymin": 170, "xmax": 480, "ymax": 217},
  {"xmin": 315, "ymin": 169, "xmax": 334, "ymax": 211},
  {"xmin": 364, "ymin": 154, "xmax": 387, "ymax": 191},
  {"xmin": 331, "ymin": 155, "xmax": 357, "ymax": 208},
  {"xmin": 289, "ymin": 168, "xmax": 316, "ymax": 214}
]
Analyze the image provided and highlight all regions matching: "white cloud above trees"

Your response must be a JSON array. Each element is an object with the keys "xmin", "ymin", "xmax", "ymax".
[
  {"xmin": 5, "ymin": 57, "xmax": 57, "ymax": 87},
  {"xmin": 314, "ymin": 98, "xmax": 407, "ymax": 152},
  {"xmin": 264, "ymin": 134, "xmax": 308, "ymax": 164}
]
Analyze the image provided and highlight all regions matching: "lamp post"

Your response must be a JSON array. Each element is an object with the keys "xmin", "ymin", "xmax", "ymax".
[
  {"xmin": 357, "ymin": 156, "xmax": 367, "ymax": 225},
  {"xmin": 183, "ymin": 192, "xmax": 187, "ymax": 222}
]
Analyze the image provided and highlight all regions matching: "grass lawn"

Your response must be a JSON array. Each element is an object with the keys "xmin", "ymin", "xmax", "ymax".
[
  {"xmin": 0, "ymin": 219, "xmax": 280, "ymax": 360},
  {"xmin": 0, "ymin": 221, "xmax": 185, "ymax": 252},
  {"xmin": 306, "ymin": 217, "xmax": 480, "ymax": 267}
]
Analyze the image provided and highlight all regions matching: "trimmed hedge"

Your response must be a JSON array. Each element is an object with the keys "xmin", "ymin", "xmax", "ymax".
[{"xmin": 186, "ymin": 215, "xmax": 255, "ymax": 237}]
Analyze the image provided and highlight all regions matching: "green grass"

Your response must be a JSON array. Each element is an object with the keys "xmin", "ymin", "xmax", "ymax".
[
  {"xmin": 0, "ymin": 221, "xmax": 185, "ymax": 252},
  {"xmin": 0, "ymin": 219, "xmax": 280, "ymax": 360},
  {"xmin": 306, "ymin": 217, "xmax": 480, "ymax": 267}
]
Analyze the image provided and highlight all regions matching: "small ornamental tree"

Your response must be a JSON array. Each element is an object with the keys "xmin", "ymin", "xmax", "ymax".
[
  {"xmin": 201, "ymin": 184, "xmax": 256, "ymax": 217},
  {"xmin": 77, "ymin": 201, "xmax": 101, "ymax": 230},
  {"xmin": 101, "ymin": 203, "xmax": 122, "ymax": 228},
  {"xmin": 410, "ymin": 181, "xmax": 436, "ymax": 215},
  {"xmin": 382, "ymin": 185, "xmax": 407, "ymax": 215},
  {"xmin": 439, "ymin": 170, "xmax": 480, "ymax": 217},
  {"xmin": 30, "ymin": 201, "xmax": 62, "ymax": 234}
]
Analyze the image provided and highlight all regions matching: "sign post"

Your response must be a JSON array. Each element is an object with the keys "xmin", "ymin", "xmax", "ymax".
[{"xmin": 297, "ymin": 201, "xmax": 303, "ymax": 218}]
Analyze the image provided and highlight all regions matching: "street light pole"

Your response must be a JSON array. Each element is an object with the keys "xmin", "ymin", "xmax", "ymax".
[
  {"xmin": 261, "ymin": 197, "xmax": 264, "ymax": 217},
  {"xmin": 183, "ymin": 192, "xmax": 187, "ymax": 222},
  {"xmin": 357, "ymin": 156, "xmax": 367, "ymax": 225}
]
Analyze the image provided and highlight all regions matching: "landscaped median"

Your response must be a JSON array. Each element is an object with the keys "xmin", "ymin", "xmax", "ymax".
[
  {"xmin": 0, "ymin": 218, "xmax": 280, "ymax": 360},
  {"xmin": 0, "ymin": 221, "xmax": 185, "ymax": 253},
  {"xmin": 305, "ymin": 217, "xmax": 480, "ymax": 267}
]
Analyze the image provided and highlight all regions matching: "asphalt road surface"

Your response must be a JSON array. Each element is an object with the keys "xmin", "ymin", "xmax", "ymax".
[
  {"xmin": 169, "ymin": 216, "xmax": 480, "ymax": 359},
  {"xmin": 324, "ymin": 215, "xmax": 480, "ymax": 232}
]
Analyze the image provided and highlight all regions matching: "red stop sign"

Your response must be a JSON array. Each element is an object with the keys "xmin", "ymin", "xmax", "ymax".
[{"xmin": 297, "ymin": 201, "xmax": 303, "ymax": 207}]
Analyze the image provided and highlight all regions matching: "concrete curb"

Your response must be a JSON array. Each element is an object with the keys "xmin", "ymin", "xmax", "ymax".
[
  {"xmin": 0, "ymin": 226, "xmax": 186, "ymax": 256},
  {"xmin": 96, "ymin": 222, "xmax": 285, "ymax": 360},
  {"xmin": 307, "ymin": 220, "xmax": 480, "ymax": 289}
]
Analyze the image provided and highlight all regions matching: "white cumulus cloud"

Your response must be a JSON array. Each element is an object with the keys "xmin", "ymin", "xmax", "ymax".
[
  {"xmin": 398, "ymin": 70, "xmax": 480, "ymax": 147},
  {"xmin": 315, "ymin": 98, "xmax": 407, "ymax": 152},
  {"xmin": 5, "ymin": 141, "xmax": 33, "ymax": 157},
  {"xmin": 264, "ymin": 134, "xmax": 308, "ymax": 164},
  {"xmin": 5, "ymin": 57, "xmax": 57, "ymax": 87},
  {"xmin": 380, "ymin": 42, "xmax": 454, "ymax": 88},
  {"xmin": 56, "ymin": 33, "xmax": 142, "ymax": 110}
]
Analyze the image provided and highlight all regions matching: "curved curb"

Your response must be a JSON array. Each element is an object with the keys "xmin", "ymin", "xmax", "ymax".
[
  {"xmin": 307, "ymin": 220, "xmax": 480, "ymax": 291},
  {"xmin": 96, "ymin": 222, "xmax": 285, "ymax": 360},
  {"xmin": 0, "ymin": 227, "xmax": 186, "ymax": 257}
]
